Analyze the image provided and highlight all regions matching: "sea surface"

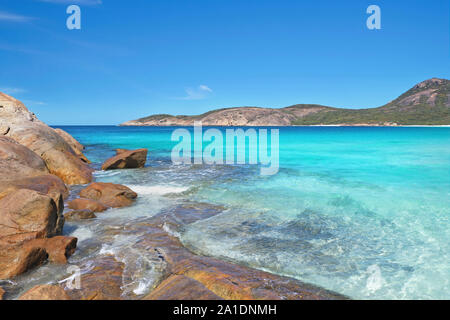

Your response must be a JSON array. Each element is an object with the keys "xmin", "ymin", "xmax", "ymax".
[{"xmin": 4, "ymin": 126, "xmax": 450, "ymax": 300}]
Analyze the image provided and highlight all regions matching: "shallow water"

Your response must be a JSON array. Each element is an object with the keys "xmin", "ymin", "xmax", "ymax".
[{"xmin": 5, "ymin": 126, "xmax": 450, "ymax": 300}]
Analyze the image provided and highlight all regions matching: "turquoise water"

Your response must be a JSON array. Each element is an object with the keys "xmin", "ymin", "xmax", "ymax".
[{"xmin": 59, "ymin": 126, "xmax": 450, "ymax": 299}]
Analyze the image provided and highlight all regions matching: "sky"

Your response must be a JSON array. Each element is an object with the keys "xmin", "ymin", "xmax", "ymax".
[{"xmin": 0, "ymin": 0, "xmax": 449, "ymax": 125}]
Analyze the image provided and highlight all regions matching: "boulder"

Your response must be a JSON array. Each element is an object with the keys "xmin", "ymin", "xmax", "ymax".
[
  {"xmin": 79, "ymin": 182, "xmax": 137, "ymax": 208},
  {"xmin": 54, "ymin": 128, "xmax": 90, "ymax": 163},
  {"xmin": 0, "ymin": 136, "xmax": 48, "ymax": 181},
  {"xmin": 0, "ymin": 92, "xmax": 93, "ymax": 185},
  {"xmin": 0, "ymin": 174, "xmax": 69, "ymax": 213},
  {"xmin": 19, "ymin": 284, "xmax": 71, "ymax": 300},
  {"xmin": 67, "ymin": 198, "xmax": 108, "ymax": 213},
  {"xmin": 0, "ymin": 286, "xmax": 4, "ymax": 300},
  {"xmin": 8, "ymin": 124, "xmax": 93, "ymax": 185},
  {"xmin": 0, "ymin": 189, "xmax": 62, "ymax": 240},
  {"xmin": 24, "ymin": 236, "xmax": 77, "ymax": 264},
  {"xmin": 0, "ymin": 236, "xmax": 77, "ymax": 280},
  {"xmin": 101, "ymin": 148, "xmax": 147, "ymax": 170},
  {"xmin": 0, "ymin": 243, "xmax": 48, "ymax": 279},
  {"xmin": 0, "ymin": 189, "xmax": 67, "ymax": 279},
  {"xmin": 65, "ymin": 209, "xmax": 97, "ymax": 221}
]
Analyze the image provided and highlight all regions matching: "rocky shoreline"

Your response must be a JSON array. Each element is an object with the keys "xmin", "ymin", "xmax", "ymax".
[{"xmin": 0, "ymin": 92, "xmax": 347, "ymax": 300}]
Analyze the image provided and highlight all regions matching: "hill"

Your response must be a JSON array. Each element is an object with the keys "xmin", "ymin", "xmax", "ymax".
[{"xmin": 121, "ymin": 78, "xmax": 450, "ymax": 126}]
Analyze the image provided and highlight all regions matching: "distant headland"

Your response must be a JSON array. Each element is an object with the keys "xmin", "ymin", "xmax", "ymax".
[{"xmin": 121, "ymin": 78, "xmax": 450, "ymax": 127}]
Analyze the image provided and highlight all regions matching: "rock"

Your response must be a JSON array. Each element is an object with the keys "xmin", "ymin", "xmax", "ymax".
[
  {"xmin": 19, "ymin": 284, "xmax": 71, "ymax": 300},
  {"xmin": 0, "ymin": 92, "xmax": 93, "ymax": 185},
  {"xmin": 0, "ymin": 136, "xmax": 48, "ymax": 181},
  {"xmin": 54, "ymin": 128, "xmax": 90, "ymax": 163},
  {"xmin": 115, "ymin": 148, "xmax": 127, "ymax": 155},
  {"xmin": 8, "ymin": 124, "xmax": 93, "ymax": 185},
  {"xmin": 64, "ymin": 255, "xmax": 124, "ymax": 300},
  {"xmin": 144, "ymin": 275, "xmax": 223, "ymax": 300},
  {"xmin": 101, "ymin": 148, "xmax": 147, "ymax": 170},
  {"xmin": 0, "ymin": 243, "xmax": 48, "ymax": 279},
  {"xmin": 0, "ymin": 126, "xmax": 10, "ymax": 135},
  {"xmin": 65, "ymin": 209, "xmax": 97, "ymax": 221},
  {"xmin": 25, "ymin": 236, "xmax": 77, "ymax": 264},
  {"xmin": 0, "ymin": 189, "xmax": 67, "ymax": 279},
  {"xmin": 0, "ymin": 189, "xmax": 62, "ymax": 240},
  {"xmin": 0, "ymin": 92, "xmax": 39, "ymax": 124},
  {"xmin": 0, "ymin": 287, "xmax": 4, "ymax": 300},
  {"xmin": 79, "ymin": 182, "xmax": 137, "ymax": 208},
  {"xmin": 128, "ymin": 211, "xmax": 347, "ymax": 300},
  {"xmin": 0, "ymin": 174, "xmax": 68, "ymax": 214},
  {"xmin": 67, "ymin": 198, "xmax": 108, "ymax": 213},
  {"xmin": 0, "ymin": 236, "xmax": 76, "ymax": 279}
]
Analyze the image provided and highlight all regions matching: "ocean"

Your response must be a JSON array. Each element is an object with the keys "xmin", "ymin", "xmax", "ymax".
[{"xmin": 7, "ymin": 126, "xmax": 450, "ymax": 299}]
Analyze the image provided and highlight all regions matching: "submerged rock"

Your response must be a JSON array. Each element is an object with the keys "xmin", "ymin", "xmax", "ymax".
[
  {"xmin": 144, "ymin": 275, "xmax": 223, "ymax": 300},
  {"xmin": 101, "ymin": 148, "xmax": 147, "ymax": 170},
  {"xmin": 64, "ymin": 255, "xmax": 125, "ymax": 300},
  {"xmin": 79, "ymin": 182, "xmax": 137, "ymax": 208},
  {"xmin": 65, "ymin": 209, "xmax": 97, "ymax": 221},
  {"xmin": 67, "ymin": 198, "xmax": 108, "ymax": 213},
  {"xmin": 19, "ymin": 284, "xmax": 71, "ymax": 300}
]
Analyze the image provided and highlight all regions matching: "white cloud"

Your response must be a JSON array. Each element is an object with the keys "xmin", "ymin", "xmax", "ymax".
[
  {"xmin": 0, "ymin": 87, "xmax": 26, "ymax": 95},
  {"xmin": 23, "ymin": 99, "xmax": 47, "ymax": 106},
  {"xmin": 177, "ymin": 85, "xmax": 213, "ymax": 100},
  {"xmin": 0, "ymin": 11, "xmax": 34, "ymax": 22},
  {"xmin": 199, "ymin": 85, "xmax": 212, "ymax": 93}
]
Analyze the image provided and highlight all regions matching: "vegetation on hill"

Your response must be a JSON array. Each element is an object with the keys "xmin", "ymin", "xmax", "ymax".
[{"xmin": 124, "ymin": 78, "xmax": 450, "ymax": 126}]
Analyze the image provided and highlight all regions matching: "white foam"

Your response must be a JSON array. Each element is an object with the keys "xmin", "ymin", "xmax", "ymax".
[
  {"xmin": 93, "ymin": 170, "xmax": 121, "ymax": 178},
  {"xmin": 126, "ymin": 185, "xmax": 189, "ymax": 196},
  {"xmin": 70, "ymin": 228, "xmax": 94, "ymax": 242}
]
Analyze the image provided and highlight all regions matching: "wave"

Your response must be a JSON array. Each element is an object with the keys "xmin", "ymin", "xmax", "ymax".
[{"xmin": 125, "ymin": 184, "xmax": 190, "ymax": 196}]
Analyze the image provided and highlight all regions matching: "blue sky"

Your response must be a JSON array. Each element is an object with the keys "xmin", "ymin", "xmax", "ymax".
[{"xmin": 0, "ymin": 0, "xmax": 448, "ymax": 125}]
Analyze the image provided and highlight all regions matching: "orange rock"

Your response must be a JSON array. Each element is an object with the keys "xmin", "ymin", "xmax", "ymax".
[
  {"xmin": 0, "ymin": 243, "xmax": 48, "ymax": 279},
  {"xmin": 54, "ymin": 128, "xmax": 90, "ymax": 163},
  {"xmin": 144, "ymin": 275, "xmax": 223, "ymax": 300},
  {"xmin": 0, "ymin": 136, "xmax": 48, "ymax": 181},
  {"xmin": 25, "ymin": 236, "xmax": 77, "ymax": 264},
  {"xmin": 0, "ymin": 92, "xmax": 90, "ymax": 184},
  {"xmin": 67, "ymin": 198, "xmax": 108, "ymax": 212},
  {"xmin": 0, "ymin": 174, "xmax": 69, "ymax": 215},
  {"xmin": 101, "ymin": 148, "xmax": 147, "ymax": 170},
  {"xmin": 0, "ymin": 188, "xmax": 70, "ymax": 279},
  {"xmin": 0, "ymin": 189, "xmax": 62, "ymax": 239},
  {"xmin": 65, "ymin": 209, "xmax": 97, "ymax": 221},
  {"xmin": 65, "ymin": 255, "xmax": 124, "ymax": 300},
  {"xmin": 7, "ymin": 121, "xmax": 93, "ymax": 185},
  {"xmin": 79, "ymin": 182, "xmax": 137, "ymax": 208},
  {"xmin": 129, "ymin": 213, "xmax": 347, "ymax": 300},
  {"xmin": 0, "ymin": 236, "xmax": 77, "ymax": 279},
  {"xmin": 19, "ymin": 284, "xmax": 70, "ymax": 300},
  {"xmin": 0, "ymin": 286, "xmax": 4, "ymax": 300}
]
